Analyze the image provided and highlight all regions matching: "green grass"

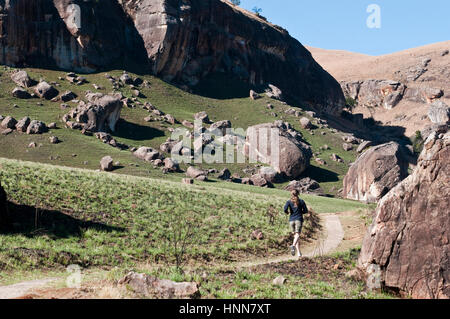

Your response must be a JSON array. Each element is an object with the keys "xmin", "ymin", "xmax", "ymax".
[
  {"xmin": 0, "ymin": 66, "xmax": 359, "ymax": 195},
  {"xmin": 0, "ymin": 158, "xmax": 368, "ymax": 275}
]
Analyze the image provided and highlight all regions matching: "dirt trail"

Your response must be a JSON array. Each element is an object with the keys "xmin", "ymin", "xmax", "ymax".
[
  {"xmin": 0, "ymin": 214, "xmax": 346, "ymax": 299},
  {"xmin": 0, "ymin": 278, "xmax": 57, "ymax": 299},
  {"xmin": 235, "ymin": 213, "xmax": 344, "ymax": 268}
]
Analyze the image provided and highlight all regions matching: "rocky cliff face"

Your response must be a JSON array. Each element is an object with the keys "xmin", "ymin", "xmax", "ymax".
[
  {"xmin": 358, "ymin": 128, "xmax": 449, "ymax": 299},
  {"xmin": 0, "ymin": 0, "xmax": 345, "ymax": 114}
]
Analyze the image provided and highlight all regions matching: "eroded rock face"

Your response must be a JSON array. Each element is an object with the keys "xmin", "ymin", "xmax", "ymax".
[
  {"xmin": 0, "ymin": 0, "xmax": 148, "ymax": 73},
  {"xmin": 341, "ymin": 80, "xmax": 406, "ymax": 110},
  {"xmin": 0, "ymin": 0, "xmax": 344, "ymax": 114},
  {"xmin": 244, "ymin": 122, "xmax": 312, "ymax": 179},
  {"xmin": 342, "ymin": 142, "xmax": 409, "ymax": 203},
  {"xmin": 358, "ymin": 130, "xmax": 450, "ymax": 299}
]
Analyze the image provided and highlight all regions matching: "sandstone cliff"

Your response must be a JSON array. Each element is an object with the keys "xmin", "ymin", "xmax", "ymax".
[
  {"xmin": 0, "ymin": 0, "xmax": 345, "ymax": 113},
  {"xmin": 358, "ymin": 128, "xmax": 449, "ymax": 299}
]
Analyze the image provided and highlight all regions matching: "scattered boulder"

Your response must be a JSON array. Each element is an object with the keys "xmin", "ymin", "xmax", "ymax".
[
  {"xmin": 134, "ymin": 147, "xmax": 162, "ymax": 162},
  {"xmin": 12, "ymin": 87, "xmax": 31, "ymax": 99},
  {"xmin": 209, "ymin": 120, "xmax": 231, "ymax": 135},
  {"xmin": 186, "ymin": 166, "xmax": 208, "ymax": 181},
  {"xmin": 342, "ymin": 142, "xmax": 409, "ymax": 203},
  {"xmin": 1, "ymin": 128, "xmax": 13, "ymax": 135},
  {"xmin": 48, "ymin": 122, "xmax": 57, "ymax": 129},
  {"xmin": 11, "ymin": 70, "xmax": 33, "ymax": 88},
  {"xmin": 244, "ymin": 122, "xmax": 311, "ymax": 179},
  {"xmin": 250, "ymin": 174, "xmax": 272, "ymax": 188},
  {"xmin": 358, "ymin": 130, "xmax": 450, "ymax": 299},
  {"xmin": 249, "ymin": 90, "xmax": 260, "ymax": 100},
  {"xmin": 34, "ymin": 81, "xmax": 59, "ymax": 100},
  {"xmin": 251, "ymin": 229, "xmax": 264, "ymax": 240},
  {"xmin": 217, "ymin": 168, "xmax": 231, "ymax": 180},
  {"xmin": 182, "ymin": 120, "xmax": 194, "ymax": 128},
  {"xmin": 100, "ymin": 156, "xmax": 114, "ymax": 171},
  {"xmin": 119, "ymin": 73, "xmax": 134, "ymax": 85},
  {"xmin": 342, "ymin": 143, "xmax": 353, "ymax": 151},
  {"xmin": 60, "ymin": 90, "xmax": 77, "ymax": 102},
  {"xmin": 163, "ymin": 158, "xmax": 179, "ymax": 172},
  {"xmin": 194, "ymin": 111, "xmax": 210, "ymax": 123},
  {"xmin": 49, "ymin": 136, "xmax": 60, "ymax": 144},
  {"xmin": 284, "ymin": 178, "xmax": 322, "ymax": 194},
  {"xmin": 299, "ymin": 117, "xmax": 312, "ymax": 129},
  {"xmin": 182, "ymin": 178, "xmax": 194, "ymax": 185},
  {"xmin": 118, "ymin": 272, "xmax": 199, "ymax": 299},
  {"xmin": 1, "ymin": 116, "xmax": 17, "ymax": 129},
  {"xmin": 330, "ymin": 153, "xmax": 344, "ymax": 163},
  {"xmin": 273, "ymin": 275, "xmax": 286, "ymax": 286},
  {"xmin": 428, "ymin": 100, "xmax": 449, "ymax": 124},
  {"xmin": 265, "ymin": 84, "xmax": 283, "ymax": 100},
  {"xmin": 28, "ymin": 142, "xmax": 37, "ymax": 148}
]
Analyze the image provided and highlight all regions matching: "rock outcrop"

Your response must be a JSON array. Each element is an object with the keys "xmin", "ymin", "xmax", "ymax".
[
  {"xmin": 244, "ymin": 122, "xmax": 312, "ymax": 179},
  {"xmin": 341, "ymin": 80, "xmax": 406, "ymax": 110},
  {"xmin": 342, "ymin": 142, "xmax": 409, "ymax": 203},
  {"xmin": 0, "ymin": 0, "xmax": 345, "ymax": 113},
  {"xmin": 358, "ymin": 130, "xmax": 450, "ymax": 299}
]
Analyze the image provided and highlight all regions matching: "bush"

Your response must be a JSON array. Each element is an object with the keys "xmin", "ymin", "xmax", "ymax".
[
  {"xmin": 412, "ymin": 130, "xmax": 424, "ymax": 154},
  {"xmin": 345, "ymin": 96, "xmax": 357, "ymax": 111}
]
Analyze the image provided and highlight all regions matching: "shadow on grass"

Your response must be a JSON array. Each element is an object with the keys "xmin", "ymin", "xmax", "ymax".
[
  {"xmin": 0, "ymin": 202, "xmax": 125, "ymax": 239},
  {"xmin": 113, "ymin": 119, "xmax": 165, "ymax": 141},
  {"xmin": 192, "ymin": 72, "xmax": 255, "ymax": 100},
  {"xmin": 302, "ymin": 165, "xmax": 339, "ymax": 183}
]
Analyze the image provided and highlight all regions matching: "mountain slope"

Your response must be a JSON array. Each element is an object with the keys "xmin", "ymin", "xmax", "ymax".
[{"xmin": 307, "ymin": 41, "xmax": 450, "ymax": 136}]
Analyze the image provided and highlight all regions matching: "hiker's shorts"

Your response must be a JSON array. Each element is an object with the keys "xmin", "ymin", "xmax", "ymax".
[{"xmin": 290, "ymin": 220, "xmax": 303, "ymax": 233}]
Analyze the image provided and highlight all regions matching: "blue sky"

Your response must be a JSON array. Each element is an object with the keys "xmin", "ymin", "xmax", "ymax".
[{"xmin": 239, "ymin": 0, "xmax": 450, "ymax": 56}]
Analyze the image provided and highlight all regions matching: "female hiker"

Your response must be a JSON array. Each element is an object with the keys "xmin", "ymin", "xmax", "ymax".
[{"xmin": 284, "ymin": 189, "xmax": 308, "ymax": 257}]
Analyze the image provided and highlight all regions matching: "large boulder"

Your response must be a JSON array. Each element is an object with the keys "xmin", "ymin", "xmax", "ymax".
[
  {"xmin": 244, "ymin": 122, "xmax": 312, "ymax": 179},
  {"xmin": 342, "ymin": 142, "xmax": 409, "ymax": 203},
  {"xmin": 186, "ymin": 166, "xmax": 208, "ymax": 181},
  {"xmin": 358, "ymin": 130, "xmax": 450, "ymax": 299},
  {"xmin": 15, "ymin": 117, "xmax": 31, "ymax": 132},
  {"xmin": 26, "ymin": 120, "xmax": 47, "ymax": 134},
  {"xmin": 1, "ymin": 116, "xmax": 17, "ymax": 129},
  {"xmin": 11, "ymin": 70, "xmax": 33, "ymax": 87},
  {"xmin": 34, "ymin": 81, "xmax": 59, "ymax": 100},
  {"xmin": 12, "ymin": 87, "xmax": 31, "ymax": 99},
  {"xmin": 64, "ymin": 94, "xmax": 122, "ymax": 132},
  {"xmin": 100, "ymin": 156, "xmax": 114, "ymax": 171}
]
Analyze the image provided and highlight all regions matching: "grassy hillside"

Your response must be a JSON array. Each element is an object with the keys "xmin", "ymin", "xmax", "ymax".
[
  {"xmin": 0, "ymin": 65, "xmax": 359, "ymax": 194},
  {"xmin": 0, "ymin": 158, "xmax": 368, "ymax": 274}
]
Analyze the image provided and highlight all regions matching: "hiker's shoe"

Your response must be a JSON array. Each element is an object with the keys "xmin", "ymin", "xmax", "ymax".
[
  {"xmin": 290, "ymin": 245, "xmax": 296, "ymax": 256},
  {"xmin": 297, "ymin": 251, "xmax": 302, "ymax": 258}
]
